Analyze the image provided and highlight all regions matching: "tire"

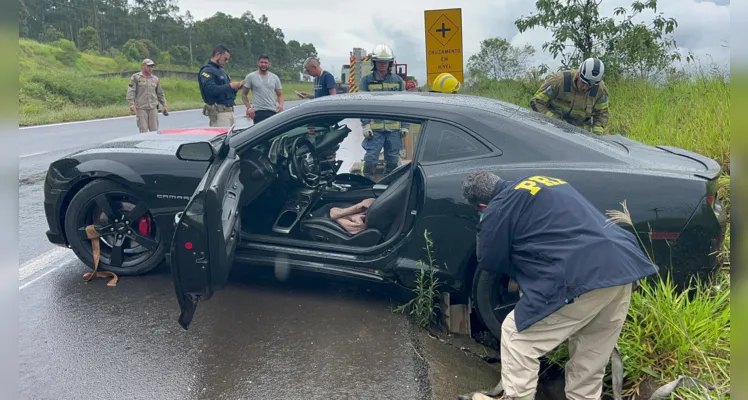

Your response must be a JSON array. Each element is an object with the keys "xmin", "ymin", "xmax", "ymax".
[
  {"xmin": 64, "ymin": 179, "xmax": 166, "ymax": 275},
  {"xmin": 471, "ymin": 268, "xmax": 521, "ymax": 345}
]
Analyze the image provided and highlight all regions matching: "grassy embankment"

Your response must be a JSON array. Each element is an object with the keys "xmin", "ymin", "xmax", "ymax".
[
  {"xmin": 19, "ymin": 38, "xmax": 314, "ymax": 126},
  {"xmin": 464, "ymin": 72, "xmax": 730, "ymax": 398}
]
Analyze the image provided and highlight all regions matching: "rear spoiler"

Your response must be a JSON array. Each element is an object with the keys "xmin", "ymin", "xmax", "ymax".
[{"xmin": 655, "ymin": 145, "xmax": 722, "ymax": 180}]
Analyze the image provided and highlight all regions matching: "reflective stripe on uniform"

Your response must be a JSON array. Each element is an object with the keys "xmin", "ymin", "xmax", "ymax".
[
  {"xmin": 533, "ymin": 92, "xmax": 551, "ymax": 102},
  {"xmin": 370, "ymin": 120, "xmax": 401, "ymax": 130},
  {"xmin": 592, "ymin": 126, "xmax": 604, "ymax": 133},
  {"xmin": 367, "ymin": 82, "xmax": 400, "ymax": 91},
  {"xmin": 544, "ymin": 111, "xmax": 556, "ymax": 118}
]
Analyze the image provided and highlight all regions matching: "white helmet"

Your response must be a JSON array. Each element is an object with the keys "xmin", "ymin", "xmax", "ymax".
[
  {"xmin": 371, "ymin": 44, "xmax": 395, "ymax": 62},
  {"xmin": 578, "ymin": 58, "xmax": 604, "ymax": 85}
]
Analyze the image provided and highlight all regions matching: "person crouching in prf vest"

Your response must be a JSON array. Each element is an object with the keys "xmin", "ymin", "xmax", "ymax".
[
  {"xmin": 127, "ymin": 58, "xmax": 167, "ymax": 133},
  {"xmin": 460, "ymin": 171, "xmax": 657, "ymax": 400},
  {"xmin": 197, "ymin": 44, "xmax": 245, "ymax": 127}
]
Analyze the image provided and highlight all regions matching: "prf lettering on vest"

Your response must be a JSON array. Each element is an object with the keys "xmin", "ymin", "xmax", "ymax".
[{"xmin": 514, "ymin": 176, "xmax": 567, "ymax": 195}]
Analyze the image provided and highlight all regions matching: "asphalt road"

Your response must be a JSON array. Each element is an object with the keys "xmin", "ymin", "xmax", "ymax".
[{"xmin": 17, "ymin": 103, "xmax": 503, "ymax": 400}]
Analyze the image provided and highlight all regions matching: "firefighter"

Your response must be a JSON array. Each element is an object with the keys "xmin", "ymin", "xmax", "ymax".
[
  {"xmin": 127, "ymin": 59, "xmax": 167, "ymax": 132},
  {"xmin": 461, "ymin": 171, "xmax": 657, "ymax": 400},
  {"xmin": 430, "ymin": 72, "xmax": 461, "ymax": 93},
  {"xmin": 358, "ymin": 44, "xmax": 409, "ymax": 180},
  {"xmin": 530, "ymin": 58, "xmax": 610, "ymax": 134}
]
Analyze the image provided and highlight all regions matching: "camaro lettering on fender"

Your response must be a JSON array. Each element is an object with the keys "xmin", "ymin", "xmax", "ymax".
[
  {"xmin": 157, "ymin": 194, "xmax": 191, "ymax": 201},
  {"xmin": 514, "ymin": 175, "xmax": 567, "ymax": 195}
]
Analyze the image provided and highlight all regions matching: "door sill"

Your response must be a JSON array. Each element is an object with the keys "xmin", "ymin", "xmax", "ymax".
[
  {"xmin": 239, "ymin": 230, "xmax": 396, "ymax": 256},
  {"xmin": 233, "ymin": 251, "xmax": 387, "ymax": 282}
]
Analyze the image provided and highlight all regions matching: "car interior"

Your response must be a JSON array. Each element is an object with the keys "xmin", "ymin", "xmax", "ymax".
[{"xmin": 235, "ymin": 116, "xmax": 423, "ymax": 250}]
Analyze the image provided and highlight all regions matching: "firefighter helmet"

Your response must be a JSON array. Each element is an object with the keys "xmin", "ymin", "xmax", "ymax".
[
  {"xmin": 431, "ymin": 72, "xmax": 461, "ymax": 93},
  {"xmin": 578, "ymin": 58, "xmax": 604, "ymax": 85},
  {"xmin": 371, "ymin": 44, "xmax": 395, "ymax": 62}
]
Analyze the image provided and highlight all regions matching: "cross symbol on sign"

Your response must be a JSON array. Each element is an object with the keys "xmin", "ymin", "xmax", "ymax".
[{"xmin": 436, "ymin": 23, "xmax": 451, "ymax": 38}]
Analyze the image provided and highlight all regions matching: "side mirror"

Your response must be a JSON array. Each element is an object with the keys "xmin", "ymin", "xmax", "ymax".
[{"xmin": 176, "ymin": 142, "xmax": 215, "ymax": 162}]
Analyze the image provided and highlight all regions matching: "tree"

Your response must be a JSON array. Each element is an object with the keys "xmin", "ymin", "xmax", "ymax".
[
  {"xmin": 467, "ymin": 37, "xmax": 536, "ymax": 81},
  {"xmin": 514, "ymin": 0, "xmax": 690, "ymax": 80},
  {"xmin": 168, "ymin": 45, "xmax": 190, "ymax": 66},
  {"xmin": 77, "ymin": 26, "xmax": 99, "ymax": 53}
]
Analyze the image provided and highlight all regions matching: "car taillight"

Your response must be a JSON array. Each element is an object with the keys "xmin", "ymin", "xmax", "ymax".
[{"xmin": 707, "ymin": 195, "xmax": 714, "ymax": 207}]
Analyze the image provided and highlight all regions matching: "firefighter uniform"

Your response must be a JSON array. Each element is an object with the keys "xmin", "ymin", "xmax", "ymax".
[
  {"xmin": 359, "ymin": 70, "xmax": 409, "ymax": 179},
  {"xmin": 358, "ymin": 44, "xmax": 409, "ymax": 180},
  {"xmin": 127, "ymin": 66, "xmax": 167, "ymax": 133},
  {"xmin": 530, "ymin": 69, "xmax": 610, "ymax": 134},
  {"xmin": 475, "ymin": 174, "xmax": 657, "ymax": 400},
  {"xmin": 198, "ymin": 60, "xmax": 238, "ymax": 127}
]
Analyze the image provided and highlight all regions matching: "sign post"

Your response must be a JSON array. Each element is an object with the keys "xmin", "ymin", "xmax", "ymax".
[{"xmin": 424, "ymin": 8, "xmax": 463, "ymax": 87}]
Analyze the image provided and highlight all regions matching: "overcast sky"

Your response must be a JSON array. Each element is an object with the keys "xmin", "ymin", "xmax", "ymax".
[{"xmin": 178, "ymin": 0, "xmax": 730, "ymax": 83}]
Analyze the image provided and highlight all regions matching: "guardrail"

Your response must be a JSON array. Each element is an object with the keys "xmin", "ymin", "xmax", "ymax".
[
  {"xmin": 94, "ymin": 70, "xmax": 312, "ymax": 84},
  {"xmin": 94, "ymin": 70, "xmax": 199, "ymax": 80}
]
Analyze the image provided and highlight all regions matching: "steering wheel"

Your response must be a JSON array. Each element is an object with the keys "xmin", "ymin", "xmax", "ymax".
[{"xmin": 289, "ymin": 137, "xmax": 321, "ymax": 188}]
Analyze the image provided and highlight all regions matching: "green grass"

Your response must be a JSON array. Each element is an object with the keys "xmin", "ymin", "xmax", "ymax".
[
  {"xmin": 464, "ymin": 72, "xmax": 730, "ymax": 175},
  {"xmin": 465, "ymin": 71, "xmax": 731, "ymax": 398},
  {"xmin": 19, "ymin": 38, "xmax": 314, "ymax": 126}
]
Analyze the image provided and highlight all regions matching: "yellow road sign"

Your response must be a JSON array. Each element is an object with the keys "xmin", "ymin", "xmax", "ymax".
[{"xmin": 424, "ymin": 8, "xmax": 463, "ymax": 85}]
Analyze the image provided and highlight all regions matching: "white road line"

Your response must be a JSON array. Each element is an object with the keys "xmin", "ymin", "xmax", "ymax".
[
  {"xmin": 19, "ymin": 267, "xmax": 60, "ymax": 290},
  {"xmin": 20, "ymin": 151, "xmax": 49, "ymax": 158},
  {"xmin": 18, "ymin": 247, "xmax": 74, "ymax": 282},
  {"xmin": 18, "ymin": 108, "xmax": 203, "ymax": 130}
]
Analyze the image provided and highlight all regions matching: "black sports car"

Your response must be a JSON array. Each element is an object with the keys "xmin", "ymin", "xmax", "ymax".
[{"xmin": 43, "ymin": 92, "xmax": 727, "ymax": 339}]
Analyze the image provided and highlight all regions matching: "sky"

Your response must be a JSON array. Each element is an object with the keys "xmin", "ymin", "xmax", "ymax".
[{"xmin": 177, "ymin": 0, "xmax": 731, "ymax": 84}]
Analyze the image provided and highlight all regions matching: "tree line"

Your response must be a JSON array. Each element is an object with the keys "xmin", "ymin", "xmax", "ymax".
[
  {"xmin": 467, "ymin": 0, "xmax": 699, "ymax": 84},
  {"xmin": 19, "ymin": 0, "xmax": 319, "ymax": 78}
]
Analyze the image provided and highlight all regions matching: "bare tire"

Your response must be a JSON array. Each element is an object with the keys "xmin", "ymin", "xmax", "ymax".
[
  {"xmin": 64, "ymin": 179, "xmax": 165, "ymax": 275},
  {"xmin": 472, "ymin": 268, "xmax": 521, "ymax": 344}
]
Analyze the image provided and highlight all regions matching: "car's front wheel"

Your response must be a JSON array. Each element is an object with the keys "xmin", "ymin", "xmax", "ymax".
[
  {"xmin": 64, "ymin": 179, "xmax": 166, "ymax": 275},
  {"xmin": 472, "ymin": 268, "xmax": 521, "ymax": 345}
]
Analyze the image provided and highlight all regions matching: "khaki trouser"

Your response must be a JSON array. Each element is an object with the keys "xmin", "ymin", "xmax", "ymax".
[
  {"xmin": 500, "ymin": 283, "xmax": 633, "ymax": 400},
  {"xmin": 204, "ymin": 104, "xmax": 235, "ymax": 127},
  {"xmin": 136, "ymin": 108, "xmax": 158, "ymax": 133},
  {"xmin": 209, "ymin": 112, "xmax": 235, "ymax": 127}
]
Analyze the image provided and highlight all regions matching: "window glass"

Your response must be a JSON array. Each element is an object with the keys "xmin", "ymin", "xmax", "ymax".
[{"xmin": 420, "ymin": 121, "xmax": 491, "ymax": 163}]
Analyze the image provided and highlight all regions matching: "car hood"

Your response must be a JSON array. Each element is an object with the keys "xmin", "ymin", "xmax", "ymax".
[{"xmin": 66, "ymin": 128, "xmax": 230, "ymax": 158}]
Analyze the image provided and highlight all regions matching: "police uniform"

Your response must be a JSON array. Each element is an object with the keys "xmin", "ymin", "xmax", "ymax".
[
  {"xmin": 198, "ymin": 60, "xmax": 238, "ymax": 127},
  {"xmin": 476, "ymin": 175, "xmax": 657, "ymax": 400},
  {"xmin": 127, "ymin": 71, "xmax": 167, "ymax": 133},
  {"xmin": 359, "ymin": 71, "xmax": 409, "ymax": 180},
  {"xmin": 530, "ymin": 69, "xmax": 610, "ymax": 134}
]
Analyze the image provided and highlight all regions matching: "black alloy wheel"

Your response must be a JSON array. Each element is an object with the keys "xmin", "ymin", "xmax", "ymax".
[{"xmin": 64, "ymin": 180, "xmax": 166, "ymax": 275}]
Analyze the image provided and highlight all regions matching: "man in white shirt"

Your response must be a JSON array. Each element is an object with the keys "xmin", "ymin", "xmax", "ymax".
[{"xmin": 241, "ymin": 55, "xmax": 284, "ymax": 124}]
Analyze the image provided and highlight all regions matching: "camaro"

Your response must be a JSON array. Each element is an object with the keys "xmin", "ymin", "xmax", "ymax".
[{"xmin": 43, "ymin": 92, "xmax": 727, "ymax": 338}]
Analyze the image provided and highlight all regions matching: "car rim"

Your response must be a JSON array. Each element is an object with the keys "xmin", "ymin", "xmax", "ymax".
[{"xmin": 76, "ymin": 191, "xmax": 159, "ymax": 269}]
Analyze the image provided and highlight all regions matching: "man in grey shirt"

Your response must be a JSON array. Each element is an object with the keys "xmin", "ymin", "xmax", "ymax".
[{"xmin": 241, "ymin": 55, "xmax": 284, "ymax": 124}]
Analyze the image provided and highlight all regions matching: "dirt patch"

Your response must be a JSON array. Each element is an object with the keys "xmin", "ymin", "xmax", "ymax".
[{"xmin": 417, "ymin": 328, "xmax": 567, "ymax": 400}]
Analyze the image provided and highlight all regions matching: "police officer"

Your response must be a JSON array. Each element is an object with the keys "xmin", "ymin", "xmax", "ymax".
[
  {"xmin": 429, "ymin": 72, "xmax": 461, "ymax": 93},
  {"xmin": 198, "ymin": 44, "xmax": 245, "ymax": 127},
  {"xmin": 127, "ymin": 58, "xmax": 167, "ymax": 132},
  {"xmin": 461, "ymin": 170, "xmax": 657, "ymax": 400},
  {"xmin": 530, "ymin": 57, "xmax": 610, "ymax": 134},
  {"xmin": 359, "ymin": 44, "xmax": 409, "ymax": 181}
]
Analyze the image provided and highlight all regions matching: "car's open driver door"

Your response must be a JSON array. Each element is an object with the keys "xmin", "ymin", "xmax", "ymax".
[{"xmin": 169, "ymin": 135, "xmax": 243, "ymax": 330}]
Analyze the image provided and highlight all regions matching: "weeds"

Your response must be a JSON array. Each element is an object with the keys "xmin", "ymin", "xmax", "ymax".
[
  {"xmin": 393, "ymin": 229, "xmax": 442, "ymax": 329},
  {"xmin": 547, "ymin": 200, "xmax": 730, "ymax": 398}
]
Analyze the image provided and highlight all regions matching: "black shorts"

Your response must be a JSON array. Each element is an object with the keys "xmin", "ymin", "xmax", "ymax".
[{"xmin": 253, "ymin": 109, "xmax": 277, "ymax": 124}]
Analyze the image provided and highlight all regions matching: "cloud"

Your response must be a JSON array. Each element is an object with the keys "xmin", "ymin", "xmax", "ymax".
[{"xmin": 176, "ymin": 0, "xmax": 730, "ymax": 83}]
